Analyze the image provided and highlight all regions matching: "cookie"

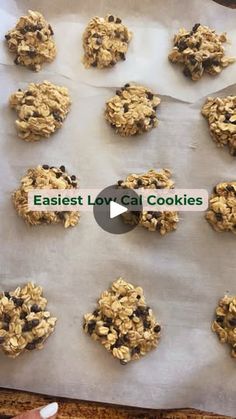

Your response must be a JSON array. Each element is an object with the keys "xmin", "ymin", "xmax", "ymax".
[
  {"xmin": 0, "ymin": 282, "xmax": 56, "ymax": 358},
  {"xmin": 83, "ymin": 278, "xmax": 161, "ymax": 364},
  {"xmin": 168, "ymin": 23, "xmax": 235, "ymax": 81},
  {"xmin": 9, "ymin": 81, "xmax": 71, "ymax": 142},
  {"xmin": 206, "ymin": 182, "xmax": 236, "ymax": 233},
  {"xmin": 12, "ymin": 165, "xmax": 80, "ymax": 228},
  {"xmin": 202, "ymin": 96, "xmax": 236, "ymax": 156},
  {"xmin": 82, "ymin": 14, "xmax": 132, "ymax": 69},
  {"xmin": 212, "ymin": 295, "xmax": 236, "ymax": 359},
  {"xmin": 118, "ymin": 169, "xmax": 179, "ymax": 235},
  {"xmin": 5, "ymin": 10, "xmax": 56, "ymax": 71},
  {"xmin": 105, "ymin": 84, "xmax": 161, "ymax": 136}
]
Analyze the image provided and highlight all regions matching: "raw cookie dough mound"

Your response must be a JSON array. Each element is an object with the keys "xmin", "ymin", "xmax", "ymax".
[
  {"xmin": 118, "ymin": 169, "xmax": 179, "ymax": 235},
  {"xmin": 82, "ymin": 14, "xmax": 132, "ymax": 69},
  {"xmin": 105, "ymin": 84, "xmax": 161, "ymax": 136},
  {"xmin": 5, "ymin": 10, "xmax": 56, "ymax": 71},
  {"xmin": 83, "ymin": 278, "xmax": 161, "ymax": 364},
  {"xmin": 202, "ymin": 96, "xmax": 236, "ymax": 156},
  {"xmin": 0, "ymin": 282, "xmax": 57, "ymax": 358},
  {"xmin": 206, "ymin": 181, "xmax": 236, "ymax": 233},
  {"xmin": 168, "ymin": 23, "xmax": 235, "ymax": 80},
  {"xmin": 212, "ymin": 295, "xmax": 236, "ymax": 359},
  {"xmin": 9, "ymin": 81, "xmax": 71, "ymax": 142},
  {"xmin": 12, "ymin": 165, "xmax": 80, "ymax": 228}
]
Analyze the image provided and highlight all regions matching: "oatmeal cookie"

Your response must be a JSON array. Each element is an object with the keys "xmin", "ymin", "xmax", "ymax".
[
  {"xmin": 105, "ymin": 84, "xmax": 161, "ymax": 136},
  {"xmin": 212, "ymin": 295, "xmax": 236, "ymax": 359},
  {"xmin": 82, "ymin": 14, "xmax": 132, "ymax": 69},
  {"xmin": 83, "ymin": 278, "xmax": 161, "ymax": 364},
  {"xmin": 168, "ymin": 23, "xmax": 235, "ymax": 80},
  {"xmin": 9, "ymin": 81, "xmax": 71, "ymax": 142},
  {"xmin": 202, "ymin": 96, "xmax": 236, "ymax": 156},
  {"xmin": 206, "ymin": 181, "xmax": 236, "ymax": 233},
  {"xmin": 0, "ymin": 282, "xmax": 57, "ymax": 358},
  {"xmin": 12, "ymin": 165, "xmax": 80, "ymax": 228},
  {"xmin": 5, "ymin": 10, "xmax": 56, "ymax": 71},
  {"xmin": 118, "ymin": 169, "xmax": 179, "ymax": 235}
]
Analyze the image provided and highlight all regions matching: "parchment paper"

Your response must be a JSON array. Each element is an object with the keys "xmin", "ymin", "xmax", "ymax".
[{"xmin": 0, "ymin": 0, "xmax": 236, "ymax": 416}]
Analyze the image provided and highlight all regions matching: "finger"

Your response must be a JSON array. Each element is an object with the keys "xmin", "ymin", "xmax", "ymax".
[{"xmin": 14, "ymin": 402, "xmax": 58, "ymax": 419}]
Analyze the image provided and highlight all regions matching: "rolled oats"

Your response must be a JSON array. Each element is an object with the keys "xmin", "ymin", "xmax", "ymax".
[
  {"xmin": 212, "ymin": 295, "xmax": 236, "ymax": 359},
  {"xmin": 206, "ymin": 181, "xmax": 236, "ymax": 233},
  {"xmin": 82, "ymin": 14, "xmax": 132, "ymax": 69},
  {"xmin": 168, "ymin": 23, "xmax": 235, "ymax": 81},
  {"xmin": 12, "ymin": 165, "xmax": 80, "ymax": 228},
  {"xmin": 5, "ymin": 10, "xmax": 56, "ymax": 71},
  {"xmin": 83, "ymin": 278, "xmax": 161, "ymax": 364},
  {"xmin": 118, "ymin": 169, "xmax": 179, "ymax": 235},
  {"xmin": 9, "ymin": 81, "xmax": 71, "ymax": 142},
  {"xmin": 202, "ymin": 96, "xmax": 236, "ymax": 156},
  {"xmin": 105, "ymin": 84, "xmax": 161, "ymax": 136},
  {"xmin": 0, "ymin": 282, "xmax": 57, "ymax": 358}
]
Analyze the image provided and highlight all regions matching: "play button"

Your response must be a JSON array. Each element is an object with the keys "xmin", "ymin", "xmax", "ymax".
[
  {"xmin": 110, "ymin": 201, "xmax": 128, "ymax": 219},
  {"xmin": 93, "ymin": 185, "xmax": 143, "ymax": 234}
]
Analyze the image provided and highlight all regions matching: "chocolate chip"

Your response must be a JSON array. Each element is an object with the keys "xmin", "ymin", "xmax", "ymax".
[
  {"xmin": 96, "ymin": 37, "xmax": 102, "ymax": 45},
  {"xmin": 195, "ymin": 40, "xmax": 202, "ymax": 49},
  {"xmin": 183, "ymin": 66, "xmax": 192, "ymax": 78},
  {"xmin": 202, "ymin": 58, "xmax": 219, "ymax": 69},
  {"xmin": 189, "ymin": 57, "xmax": 197, "ymax": 65},
  {"xmin": 103, "ymin": 316, "xmax": 112, "ymax": 325},
  {"xmin": 123, "ymin": 103, "xmax": 129, "ymax": 113},
  {"xmin": 36, "ymin": 31, "xmax": 43, "ymax": 40},
  {"xmin": 136, "ymin": 295, "xmax": 141, "ymax": 300},
  {"xmin": 71, "ymin": 175, "xmax": 76, "ymax": 181},
  {"xmin": 27, "ymin": 49, "xmax": 37, "ymax": 57},
  {"xmin": 52, "ymin": 111, "xmax": 63, "ymax": 122},
  {"xmin": 124, "ymin": 83, "xmax": 130, "ymax": 88},
  {"xmin": 146, "ymin": 92, "xmax": 154, "ymax": 100},
  {"xmin": 116, "ymin": 90, "xmax": 122, "ymax": 96},
  {"xmin": 33, "ymin": 111, "xmax": 40, "ymax": 117},
  {"xmin": 228, "ymin": 318, "xmax": 236, "ymax": 327},
  {"xmin": 92, "ymin": 33, "xmax": 99, "ymax": 38},
  {"xmin": 48, "ymin": 24, "xmax": 54, "ymax": 35},
  {"xmin": 31, "ymin": 319, "xmax": 40, "ymax": 328},
  {"xmin": 0, "ymin": 337, "xmax": 5, "ymax": 344},
  {"xmin": 31, "ymin": 304, "xmax": 41, "ymax": 313},
  {"xmin": 25, "ymin": 91, "xmax": 33, "ymax": 97},
  {"xmin": 177, "ymin": 40, "xmax": 187, "ymax": 52},
  {"xmin": 216, "ymin": 315, "xmax": 224, "ymax": 323},
  {"xmin": 42, "ymin": 165, "xmax": 49, "ymax": 170},
  {"xmin": 12, "ymin": 297, "xmax": 24, "ymax": 307},
  {"xmin": 116, "ymin": 18, "xmax": 122, "ymax": 24},
  {"xmin": 56, "ymin": 172, "xmax": 62, "ymax": 178},
  {"xmin": 22, "ymin": 322, "xmax": 31, "ymax": 332},
  {"xmin": 143, "ymin": 320, "xmax": 151, "ymax": 329},
  {"xmin": 20, "ymin": 311, "xmax": 28, "ymax": 320},
  {"xmin": 91, "ymin": 61, "xmax": 97, "ymax": 67},
  {"xmin": 153, "ymin": 211, "xmax": 162, "ymax": 218},
  {"xmin": 120, "ymin": 52, "xmax": 126, "ymax": 60},
  {"xmin": 5, "ymin": 34, "xmax": 10, "ymax": 40},
  {"xmin": 192, "ymin": 23, "xmax": 201, "ymax": 33},
  {"xmin": 108, "ymin": 15, "xmax": 114, "ymax": 22},
  {"xmin": 137, "ymin": 179, "xmax": 143, "ymax": 187},
  {"xmin": 93, "ymin": 309, "xmax": 99, "ymax": 317},
  {"xmin": 215, "ymin": 212, "xmax": 223, "ymax": 221},
  {"xmin": 131, "ymin": 346, "xmax": 140, "ymax": 356},
  {"xmin": 115, "ymin": 338, "xmax": 125, "ymax": 347},
  {"xmin": 87, "ymin": 320, "xmax": 96, "ymax": 335},
  {"xmin": 115, "ymin": 30, "xmax": 121, "ymax": 38},
  {"xmin": 60, "ymin": 165, "xmax": 65, "ymax": 172},
  {"xmin": 120, "ymin": 359, "xmax": 128, "ymax": 365},
  {"xmin": 14, "ymin": 56, "xmax": 19, "ymax": 65},
  {"xmin": 4, "ymin": 292, "xmax": 10, "ymax": 299},
  {"xmin": 3, "ymin": 314, "xmax": 11, "ymax": 323},
  {"xmin": 226, "ymin": 184, "xmax": 235, "ymax": 192},
  {"xmin": 26, "ymin": 342, "xmax": 36, "ymax": 351},
  {"xmin": 154, "ymin": 324, "xmax": 161, "ymax": 333},
  {"xmin": 32, "ymin": 337, "xmax": 44, "ymax": 345}
]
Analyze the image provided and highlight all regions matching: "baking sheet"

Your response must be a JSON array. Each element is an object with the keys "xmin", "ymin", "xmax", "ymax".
[{"xmin": 0, "ymin": 0, "xmax": 236, "ymax": 416}]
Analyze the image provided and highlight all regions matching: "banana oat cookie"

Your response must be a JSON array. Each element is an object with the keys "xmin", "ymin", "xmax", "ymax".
[
  {"xmin": 105, "ymin": 84, "xmax": 161, "ymax": 136},
  {"xmin": 0, "ymin": 282, "xmax": 57, "ymax": 358},
  {"xmin": 12, "ymin": 165, "xmax": 80, "ymax": 228},
  {"xmin": 206, "ymin": 181, "xmax": 236, "ymax": 233},
  {"xmin": 118, "ymin": 169, "xmax": 179, "ymax": 235},
  {"xmin": 82, "ymin": 14, "xmax": 132, "ymax": 69},
  {"xmin": 202, "ymin": 96, "xmax": 236, "ymax": 156},
  {"xmin": 9, "ymin": 81, "xmax": 71, "ymax": 142},
  {"xmin": 168, "ymin": 23, "xmax": 235, "ymax": 80},
  {"xmin": 83, "ymin": 278, "xmax": 161, "ymax": 364},
  {"xmin": 5, "ymin": 10, "xmax": 56, "ymax": 71},
  {"xmin": 212, "ymin": 295, "xmax": 236, "ymax": 359}
]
